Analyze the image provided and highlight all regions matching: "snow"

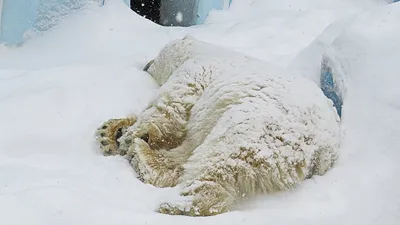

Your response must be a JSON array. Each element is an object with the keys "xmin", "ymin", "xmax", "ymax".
[{"xmin": 0, "ymin": 0, "xmax": 399, "ymax": 224}]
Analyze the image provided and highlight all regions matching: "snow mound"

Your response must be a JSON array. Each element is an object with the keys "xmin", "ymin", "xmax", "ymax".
[{"xmin": 288, "ymin": 3, "xmax": 400, "ymax": 224}]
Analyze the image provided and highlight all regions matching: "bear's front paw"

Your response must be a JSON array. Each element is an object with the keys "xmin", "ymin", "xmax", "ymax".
[{"xmin": 95, "ymin": 116, "xmax": 136, "ymax": 156}]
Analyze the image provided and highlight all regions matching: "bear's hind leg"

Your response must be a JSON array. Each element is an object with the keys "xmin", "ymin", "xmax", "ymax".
[
  {"xmin": 126, "ymin": 138, "xmax": 187, "ymax": 187},
  {"xmin": 156, "ymin": 146, "xmax": 307, "ymax": 216},
  {"xmin": 157, "ymin": 180, "xmax": 235, "ymax": 216},
  {"xmin": 156, "ymin": 160, "xmax": 256, "ymax": 216}
]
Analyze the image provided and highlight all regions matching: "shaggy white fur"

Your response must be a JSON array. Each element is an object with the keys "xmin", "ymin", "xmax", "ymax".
[{"xmin": 96, "ymin": 36, "xmax": 341, "ymax": 216}]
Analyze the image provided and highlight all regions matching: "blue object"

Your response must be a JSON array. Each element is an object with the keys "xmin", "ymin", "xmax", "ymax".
[
  {"xmin": 320, "ymin": 56, "xmax": 343, "ymax": 117},
  {"xmin": 0, "ymin": 0, "xmax": 89, "ymax": 45},
  {"xmin": 194, "ymin": 0, "xmax": 232, "ymax": 25},
  {"xmin": 0, "ymin": 0, "xmax": 41, "ymax": 45}
]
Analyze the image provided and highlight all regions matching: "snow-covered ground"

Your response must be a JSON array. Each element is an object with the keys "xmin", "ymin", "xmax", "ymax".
[{"xmin": 0, "ymin": 0, "xmax": 399, "ymax": 224}]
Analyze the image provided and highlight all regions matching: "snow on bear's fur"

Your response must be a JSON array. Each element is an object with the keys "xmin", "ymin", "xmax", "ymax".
[{"xmin": 95, "ymin": 36, "xmax": 341, "ymax": 217}]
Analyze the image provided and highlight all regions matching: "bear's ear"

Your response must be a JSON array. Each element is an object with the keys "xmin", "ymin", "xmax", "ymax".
[{"xmin": 143, "ymin": 59, "xmax": 155, "ymax": 72}]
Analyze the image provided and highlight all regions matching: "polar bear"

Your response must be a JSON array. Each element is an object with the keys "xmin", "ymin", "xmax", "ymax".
[{"xmin": 95, "ymin": 36, "xmax": 340, "ymax": 216}]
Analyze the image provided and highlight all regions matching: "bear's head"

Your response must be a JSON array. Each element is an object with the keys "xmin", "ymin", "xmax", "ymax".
[{"xmin": 144, "ymin": 35, "xmax": 197, "ymax": 86}]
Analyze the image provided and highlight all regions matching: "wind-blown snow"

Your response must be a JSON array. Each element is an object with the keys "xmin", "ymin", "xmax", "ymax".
[{"xmin": 0, "ymin": 0, "xmax": 398, "ymax": 224}]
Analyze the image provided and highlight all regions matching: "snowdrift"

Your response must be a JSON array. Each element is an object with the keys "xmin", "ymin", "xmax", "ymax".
[{"xmin": 289, "ymin": 3, "xmax": 400, "ymax": 224}]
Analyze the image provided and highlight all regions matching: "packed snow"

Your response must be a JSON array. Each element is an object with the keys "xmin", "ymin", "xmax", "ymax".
[{"xmin": 0, "ymin": 0, "xmax": 399, "ymax": 224}]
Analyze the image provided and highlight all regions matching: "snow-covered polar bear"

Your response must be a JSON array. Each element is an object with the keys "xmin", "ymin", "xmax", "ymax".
[{"xmin": 96, "ymin": 36, "xmax": 340, "ymax": 216}]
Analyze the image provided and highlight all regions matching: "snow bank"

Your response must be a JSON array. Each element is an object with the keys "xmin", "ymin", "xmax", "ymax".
[
  {"xmin": 288, "ymin": 3, "xmax": 400, "ymax": 224},
  {"xmin": 290, "ymin": 0, "xmax": 399, "ymax": 116},
  {"xmin": 187, "ymin": 0, "xmax": 387, "ymax": 67}
]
